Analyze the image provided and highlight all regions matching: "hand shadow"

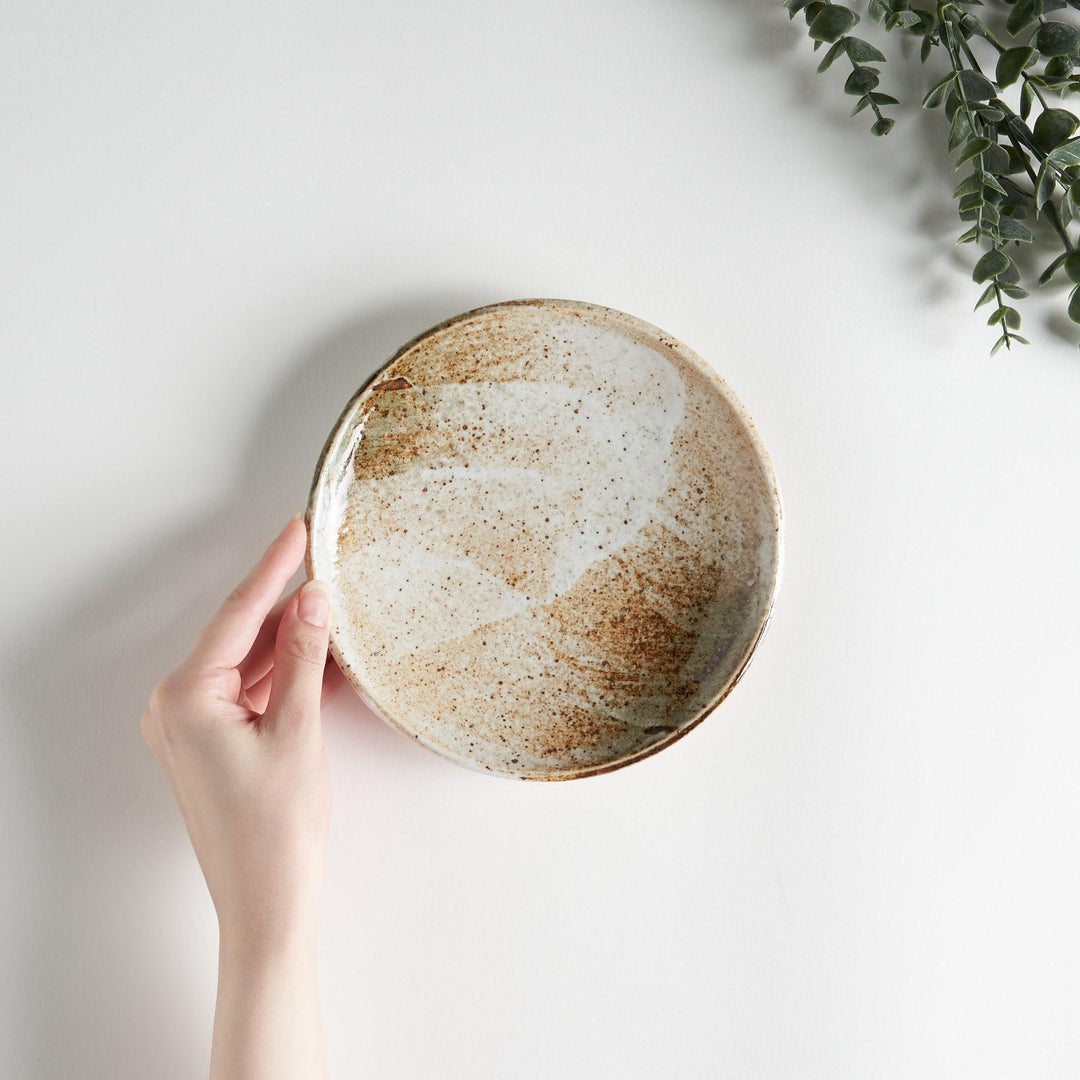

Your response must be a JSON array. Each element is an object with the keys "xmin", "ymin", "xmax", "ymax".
[{"xmin": 6, "ymin": 290, "xmax": 485, "ymax": 1079}]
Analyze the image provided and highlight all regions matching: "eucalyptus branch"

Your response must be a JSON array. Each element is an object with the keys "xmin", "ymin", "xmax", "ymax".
[
  {"xmin": 787, "ymin": 0, "xmax": 900, "ymax": 132},
  {"xmin": 785, "ymin": 0, "xmax": 1080, "ymax": 352},
  {"xmin": 939, "ymin": 7, "xmax": 1030, "ymax": 352}
]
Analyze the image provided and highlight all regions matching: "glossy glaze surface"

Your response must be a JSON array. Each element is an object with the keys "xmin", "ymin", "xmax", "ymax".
[{"xmin": 307, "ymin": 299, "xmax": 781, "ymax": 779}]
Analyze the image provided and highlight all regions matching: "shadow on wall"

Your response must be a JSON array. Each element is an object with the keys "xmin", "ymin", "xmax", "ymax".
[
  {"xmin": 699, "ymin": 0, "xmax": 1006, "ymax": 307},
  {"xmin": 709, "ymin": 0, "xmax": 1080, "ymax": 340},
  {"xmin": 5, "ymin": 291, "xmax": 483, "ymax": 1080}
]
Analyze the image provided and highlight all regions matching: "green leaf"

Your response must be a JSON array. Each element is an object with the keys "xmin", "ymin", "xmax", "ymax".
[
  {"xmin": 972, "ymin": 249, "xmax": 1012, "ymax": 282},
  {"xmin": 845, "ymin": 66, "xmax": 880, "ymax": 95},
  {"xmin": 983, "ymin": 173, "xmax": 1009, "ymax": 196},
  {"xmin": 783, "ymin": 0, "xmax": 812, "ymax": 15},
  {"xmin": 1002, "ymin": 285, "xmax": 1030, "ymax": 300},
  {"xmin": 868, "ymin": 0, "xmax": 888, "ymax": 24},
  {"xmin": 975, "ymin": 105, "xmax": 1006, "ymax": 123},
  {"xmin": 1047, "ymin": 137, "xmax": 1080, "ymax": 167},
  {"xmin": 1064, "ymin": 252, "xmax": 1080, "ymax": 283},
  {"xmin": 1033, "ymin": 108, "xmax": 1080, "ymax": 151},
  {"xmin": 922, "ymin": 73, "xmax": 956, "ymax": 109},
  {"xmin": 1045, "ymin": 56, "xmax": 1075, "ymax": 79},
  {"xmin": 959, "ymin": 13, "xmax": 994, "ymax": 42},
  {"xmin": 1000, "ymin": 260, "xmax": 1022, "ymax": 286},
  {"xmin": 1069, "ymin": 284, "xmax": 1080, "ymax": 322},
  {"xmin": 871, "ymin": 116, "xmax": 895, "ymax": 136},
  {"xmin": 1005, "ymin": 114, "xmax": 1036, "ymax": 143},
  {"xmin": 844, "ymin": 37, "xmax": 886, "ymax": 63},
  {"xmin": 921, "ymin": 34, "xmax": 932, "ymax": 64},
  {"xmin": 954, "ymin": 174, "xmax": 982, "ymax": 199},
  {"xmin": 1035, "ymin": 21, "xmax": 1080, "ymax": 58},
  {"xmin": 957, "ymin": 226, "xmax": 981, "ymax": 243},
  {"xmin": 1021, "ymin": 79, "xmax": 1035, "ymax": 121},
  {"xmin": 991, "ymin": 332, "xmax": 1028, "ymax": 355},
  {"xmin": 809, "ymin": 5, "xmax": 859, "ymax": 43},
  {"xmin": 1063, "ymin": 186, "xmax": 1077, "ymax": 227},
  {"xmin": 983, "ymin": 144, "xmax": 1011, "ymax": 175},
  {"xmin": 869, "ymin": 92, "xmax": 899, "ymax": 106},
  {"xmin": 1035, "ymin": 162, "xmax": 1056, "ymax": 213},
  {"xmin": 988, "ymin": 306, "xmax": 1022, "ymax": 329},
  {"xmin": 887, "ymin": 10, "xmax": 922, "ymax": 30},
  {"xmin": 851, "ymin": 95, "xmax": 871, "ymax": 116},
  {"xmin": 975, "ymin": 283, "xmax": 997, "ymax": 309},
  {"xmin": 958, "ymin": 193, "xmax": 984, "ymax": 214},
  {"xmin": 956, "ymin": 136, "xmax": 994, "ymax": 167},
  {"xmin": 817, "ymin": 40, "xmax": 846, "ymax": 72},
  {"xmin": 997, "ymin": 215, "xmax": 1034, "ymax": 242},
  {"xmin": 1007, "ymin": 0, "xmax": 1044, "ymax": 37},
  {"xmin": 1039, "ymin": 251, "xmax": 1069, "ymax": 283},
  {"xmin": 958, "ymin": 69, "xmax": 996, "ymax": 101},
  {"xmin": 997, "ymin": 47, "xmax": 1038, "ymax": 90},
  {"xmin": 1001, "ymin": 145, "xmax": 1027, "ymax": 176}
]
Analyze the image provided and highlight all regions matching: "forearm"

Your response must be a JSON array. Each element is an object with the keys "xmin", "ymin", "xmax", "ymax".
[{"xmin": 210, "ymin": 924, "xmax": 328, "ymax": 1080}]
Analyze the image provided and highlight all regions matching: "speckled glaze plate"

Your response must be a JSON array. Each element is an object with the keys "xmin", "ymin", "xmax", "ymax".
[{"xmin": 306, "ymin": 299, "xmax": 782, "ymax": 780}]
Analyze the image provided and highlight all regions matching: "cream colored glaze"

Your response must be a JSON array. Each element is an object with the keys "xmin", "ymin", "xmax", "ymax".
[{"xmin": 307, "ymin": 300, "xmax": 781, "ymax": 780}]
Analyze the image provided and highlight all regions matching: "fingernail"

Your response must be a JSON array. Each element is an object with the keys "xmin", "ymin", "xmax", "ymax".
[{"xmin": 298, "ymin": 580, "xmax": 329, "ymax": 628}]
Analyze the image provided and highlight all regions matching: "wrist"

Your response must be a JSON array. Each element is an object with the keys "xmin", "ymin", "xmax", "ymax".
[
  {"xmin": 218, "ymin": 906, "xmax": 321, "ymax": 966},
  {"xmin": 212, "ymin": 909, "xmax": 327, "ymax": 1080},
  {"xmin": 213, "ymin": 852, "xmax": 326, "ymax": 961}
]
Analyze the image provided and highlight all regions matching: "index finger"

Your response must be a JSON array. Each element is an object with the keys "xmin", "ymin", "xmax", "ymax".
[{"xmin": 188, "ymin": 515, "xmax": 308, "ymax": 670}]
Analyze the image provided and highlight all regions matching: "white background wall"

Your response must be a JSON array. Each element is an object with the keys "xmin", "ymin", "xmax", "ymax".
[{"xmin": 4, "ymin": 2, "xmax": 1080, "ymax": 1076}]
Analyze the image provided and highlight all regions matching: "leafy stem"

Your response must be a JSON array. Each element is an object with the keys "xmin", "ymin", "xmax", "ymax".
[
  {"xmin": 943, "ymin": 3, "xmax": 1051, "ymax": 108},
  {"xmin": 788, "ymin": 0, "xmax": 1080, "ymax": 351},
  {"xmin": 936, "ymin": 6, "xmax": 1029, "ymax": 352},
  {"xmin": 791, "ymin": 0, "xmax": 900, "ymax": 132},
  {"xmin": 941, "ymin": 13, "xmax": 987, "ymax": 240}
]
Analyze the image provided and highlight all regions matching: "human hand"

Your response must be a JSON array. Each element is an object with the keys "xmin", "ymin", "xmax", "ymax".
[{"xmin": 141, "ymin": 514, "xmax": 344, "ymax": 948}]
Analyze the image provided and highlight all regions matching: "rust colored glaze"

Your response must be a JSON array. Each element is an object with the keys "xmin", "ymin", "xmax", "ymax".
[
  {"xmin": 306, "ymin": 299, "xmax": 783, "ymax": 781},
  {"xmin": 371, "ymin": 376, "xmax": 413, "ymax": 392}
]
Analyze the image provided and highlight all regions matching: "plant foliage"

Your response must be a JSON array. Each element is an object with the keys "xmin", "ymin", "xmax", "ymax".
[{"xmin": 784, "ymin": 0, "xmax": 1080, "ymax": 353}]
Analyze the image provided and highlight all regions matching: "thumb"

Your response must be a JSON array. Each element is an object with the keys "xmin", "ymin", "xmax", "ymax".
[{"xmin": 264, "ymin": 580, "xmax": 331, "ymax": 739}]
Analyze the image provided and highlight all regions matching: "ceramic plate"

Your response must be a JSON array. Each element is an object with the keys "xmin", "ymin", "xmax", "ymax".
[{"xmin": 306, "ymin": 299, "xmax": 782, "ymax": 780}]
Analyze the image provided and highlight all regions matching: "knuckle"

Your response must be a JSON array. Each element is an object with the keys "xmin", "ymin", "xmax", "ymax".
[
  {"xmin": 145, "ymin": 667, "xmax": 203, "ymax": 742},
  {"xmin": 149, "ymin": 670, "xmax": 189, "ymax": 711},
  {"xmin": 147, "ymin": 678, "xmax": 173, "ymax": 713},
  {"xmin": 139, "ymin": 709, "xmax": 156, "ymax": 743},
  {"xmin": 284, "ymin": 630, "xmax": 326, "ymax": 667},
  {"xmin": 140, "ymin": 703, "xmax": 179, "ymax": 753},
  {"xmin": 223, "ymin": 584, "xmax": 261, "ymax": 623}
]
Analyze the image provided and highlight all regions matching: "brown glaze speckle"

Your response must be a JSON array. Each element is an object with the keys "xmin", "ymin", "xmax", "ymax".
[{"xmin": 306, "ymin": 299, "xmax": 782, "ymax": 781}]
